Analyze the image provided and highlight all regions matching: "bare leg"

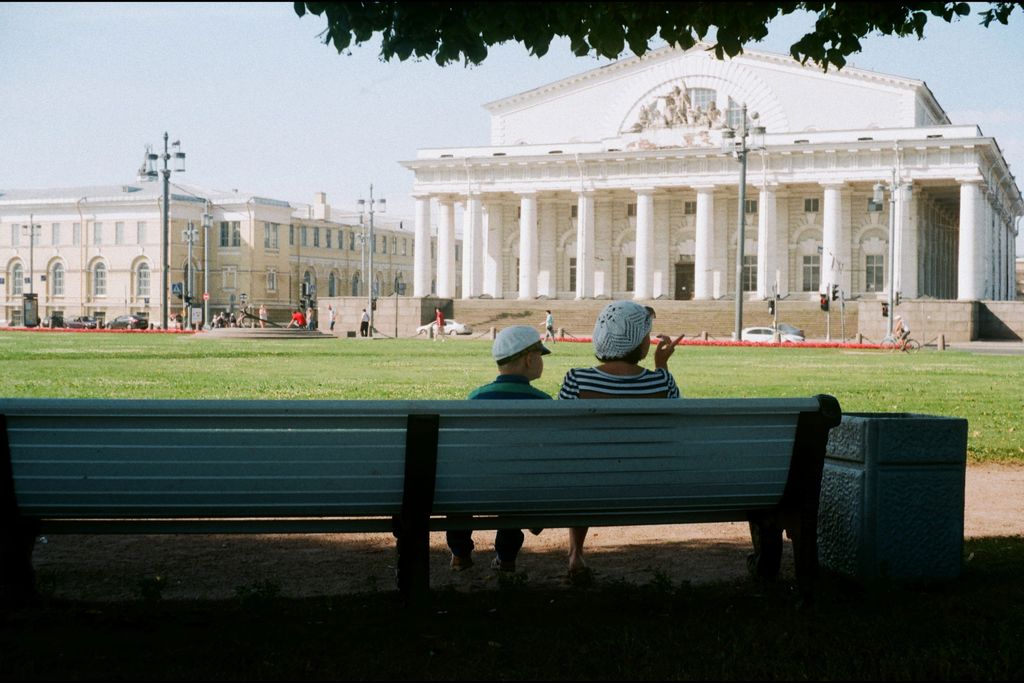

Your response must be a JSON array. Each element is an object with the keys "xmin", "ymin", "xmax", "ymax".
[{"xmin": 568, "ymin": 526, "xmax": 589, "ymax": 571}]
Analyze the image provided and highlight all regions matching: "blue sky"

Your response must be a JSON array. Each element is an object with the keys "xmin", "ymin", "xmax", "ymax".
[{"xmin": 1, "ymin": 2, "xmax": 1022, "ymax": 248}]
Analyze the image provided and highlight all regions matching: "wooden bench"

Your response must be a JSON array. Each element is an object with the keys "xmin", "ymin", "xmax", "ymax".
[{"xmin": 1, "ymin": 395, "xmax": 841, "ymax": 605}]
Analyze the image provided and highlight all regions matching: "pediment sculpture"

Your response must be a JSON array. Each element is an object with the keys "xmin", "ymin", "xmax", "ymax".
[{"xmin": 627, "ymin": 82, "xmax": 725, "ymax": 134}]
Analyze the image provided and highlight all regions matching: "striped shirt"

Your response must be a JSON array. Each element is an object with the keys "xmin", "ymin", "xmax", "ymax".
[
  {"xmin": 468, "ymin": 375, "xmax": 553, "ymax": 400},
  {"xmin": 558, "ymin": 367, "xmax": 680, "ymax": 400}
]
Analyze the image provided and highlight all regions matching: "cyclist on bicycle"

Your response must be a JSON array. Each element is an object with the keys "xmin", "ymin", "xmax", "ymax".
[{"xmin": 894, "ymin": 315, "xmax": 911, "ymax": 350}]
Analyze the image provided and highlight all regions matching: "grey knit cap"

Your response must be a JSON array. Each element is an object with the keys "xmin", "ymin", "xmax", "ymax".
[{"xmin": 592, "ymin": 300, "xmax": 652, "ymax": 360}]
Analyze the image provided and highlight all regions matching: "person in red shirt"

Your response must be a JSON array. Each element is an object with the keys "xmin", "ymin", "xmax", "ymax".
[
  {"xmin": 434, "ymin": 307, "xmax": 446, "ymax": 342},
  {"xmin": 287, "ymin": 309, "xmax": 306, "ymax": 328}
]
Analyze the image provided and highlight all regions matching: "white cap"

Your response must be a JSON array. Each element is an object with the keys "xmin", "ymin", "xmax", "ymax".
[
  {"xmin": 592, "ymin": 300, "xmax": 652, "ymax": 360},
  {"xmin": 492, "ymin": 326, "xmax": 550, "ymax": 363}
]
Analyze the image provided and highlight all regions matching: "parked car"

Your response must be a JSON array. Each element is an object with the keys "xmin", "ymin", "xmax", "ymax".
[
  {"xmin": 107, "ymin": 314, "xmax": 149, "ymax": 330},
  {"xmin": 66, "ymin": 316, "xmax": 101, "ymax": 330},
  {"xmin": 416, "ymin": 319, "xmax": 473, "ymax": 336},
  {"xmin": 741, "ymin": 324, "xmax": 805, "ymax": 343},
  {"xmin": 42, "ymin": 312, "xmax": 65, "ymax": 328}
]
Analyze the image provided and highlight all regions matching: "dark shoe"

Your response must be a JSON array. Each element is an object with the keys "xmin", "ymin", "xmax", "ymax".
[
  {"xmin": 528, "ymin": 528, "xmax": 544, "ymax": 536},
  {"xmin": 450, "ymin": 554, "xmax": 474, "ymax": 571},
  {"xmin": 490, "ymin": 556, "xmax": 516, "ymax": 573}
]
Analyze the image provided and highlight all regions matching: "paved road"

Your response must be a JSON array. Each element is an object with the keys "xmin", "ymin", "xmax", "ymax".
[{"xmin": 947, "ymin": 340, "xmax": 1024, "ymax": 355}]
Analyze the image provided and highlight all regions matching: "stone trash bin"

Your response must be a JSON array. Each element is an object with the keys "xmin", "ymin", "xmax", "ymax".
[{"xmin": 818, "ymin": 412, "xmax": 968, "ymax": 582}]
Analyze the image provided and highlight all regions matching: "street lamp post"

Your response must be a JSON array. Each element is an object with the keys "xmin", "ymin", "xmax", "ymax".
[
  {"xmin": 357, "ymin": 185, "xmax": 386, "ymax": 337},
  {"xmin": 146, "ymin": 133, "xmax": 186, "ymax": 330},
  {"xmin": 874, "ymin": 171, "xmax": 898, "ymax": 342},
  {"xmin": 21, "ymin": 214, "xmax": 41, "ymax": 327},
  {"xmin": 183, "ymin": 221, "xmax": 198, "ymax": 329},
  {"xmin": 721, "ymin": 104, "xmax": 765, "ymax": 341},
  {"xmin": 202, "ymin": 202, "xmax": 212, "ymax": 328}
]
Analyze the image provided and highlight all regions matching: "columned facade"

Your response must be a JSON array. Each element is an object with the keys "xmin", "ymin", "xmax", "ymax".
[{"xmin": 402, "ymin": 44, "xmax": 1021, "ymax": 304}]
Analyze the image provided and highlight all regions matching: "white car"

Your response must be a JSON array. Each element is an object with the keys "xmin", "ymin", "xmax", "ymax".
[
  {"xmin": 416, "ymin": 319, "xmax": 473, "ymax": 336},
  {"xmin": 741, "ymin": 324, "xmax": 805, "ymax": 343}
]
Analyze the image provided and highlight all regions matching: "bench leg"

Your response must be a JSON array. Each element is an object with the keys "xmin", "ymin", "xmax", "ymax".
[
  {"xmin": 786, "ymin": 509, "xmax": 819, "ymax": 606},
  {"xmin": 393, "ymin": 516, "xmax": 430, "ymax": 607},
  {"xmin": 747, "ymin": 516, "xmax": 783, "ymax": 581},
  {"xmin": 0, "ymin": 519, "xmax": 39, "ymax": 607}
]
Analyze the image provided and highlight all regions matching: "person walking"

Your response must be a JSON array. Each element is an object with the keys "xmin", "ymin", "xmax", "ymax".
[
  {"xmin": 434, "ymin": 307, "xmax": 446, "ymax": 342},
  {"xmin": 360, "ymin": 309, "xmax": 370, "ymax": 337},
  {"xmin": 543, "ymin": 309, "xmax": 556, "ymax": 342},
  {"xmin": 327, "ymin": 304, "xmax": 336, "ymax": 333},
  {"xmin": 258, "ymin": 303, "xmax": 268, "ymax": 329}
]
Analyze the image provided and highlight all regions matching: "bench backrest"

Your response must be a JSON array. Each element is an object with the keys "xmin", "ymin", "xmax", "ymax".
[{"xmin": 1, "ymin": 397, "xmax": 828, "ymax": 530}]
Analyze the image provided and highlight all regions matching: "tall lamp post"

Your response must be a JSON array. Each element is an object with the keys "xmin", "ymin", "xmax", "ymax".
[
  {"xmin": 202, "ymin": 202, "xmax": 212, "ymax": 328},
  {"xmin": 183, "ymin": 221, "xmax": 198, "ymax": 329},
  {"xmin": 357, "ymin": 185, "xmax": 385, "ymax": 336},
  {"xmin": 145, "ymin": 133, "xmax": 186, "ymax": 330},
  {"xmin": 21, "ymin": 214, "xmax": 41, "ymax": 326},
  {"xmin": 874, "ymin": 171, "xmax": 899, "ymax": 341},
  {"xmin": 721, "ymin": 104, "xmax": 765, "ymax": 341}
]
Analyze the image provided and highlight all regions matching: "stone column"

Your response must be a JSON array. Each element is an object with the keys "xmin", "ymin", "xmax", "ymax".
[
  {"xmin": 898, "ymin": 183, "xmax": 919, "ymax": 299},
  {"xmin": 412, "ymin": 195, "xmax": 432, "ymax": 298},
  {"xmin": 957, "ymin": 180, "xmax": 981, "ymax": 300},
  {"xmin": 537, "ymin": 200, "xmax": 557, "ymax": 297},
  {"xmin": 482, "ymin": 199, "xmax": 503, "ymax": 298},
  {"xmin": 755, "ymin": 185, "xmax": 777, "ymax": 299},
  {"xmin": 633, "ymin": 188, "xmax": 654, "ymax": 299},
  {"xmin": 820, "ymin": 183, "xmax": 844, "ymax": 294},
  {"xmin": 518, "ymin": 192, "xmax": 537, "ymax": 299},
  {"xmin": 461, "ymin": 193, "xmax": 482, "ymax": 299},
  {"xmin": 693, "ymin": 186, "xmax": 715, "ymax": 300},
  {"xmin": 436, "ymin": 197, "xmax": 456, "ymax": 298},
  {"xmin": 575, "ymin": 192, "xmax": 595, "ymax": 299}
]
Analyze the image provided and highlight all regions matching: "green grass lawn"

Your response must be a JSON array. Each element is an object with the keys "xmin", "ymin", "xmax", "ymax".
[{"xmin": 0, "ymin": 331, "xmax": 1020, "ymax": 462}]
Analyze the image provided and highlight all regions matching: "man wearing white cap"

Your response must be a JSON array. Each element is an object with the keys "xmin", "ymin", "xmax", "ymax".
[
  {"xmin": 557, "ymin": 300, "xmax": 685, "ymax": 584},
  {"xmin": 448, "ymin": 326, "xmax": 552, "ymax": 573}
]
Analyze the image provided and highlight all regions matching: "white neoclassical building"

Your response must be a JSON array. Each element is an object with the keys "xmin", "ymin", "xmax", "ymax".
[{"xmin": 403, "ymin": 43, "xmax": 1021, "ymax": 305}]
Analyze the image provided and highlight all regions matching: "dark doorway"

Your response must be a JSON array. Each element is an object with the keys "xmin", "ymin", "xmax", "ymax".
[{"xmin": 674, "ymin": 262, "xmax": 694, "ymax": 300}]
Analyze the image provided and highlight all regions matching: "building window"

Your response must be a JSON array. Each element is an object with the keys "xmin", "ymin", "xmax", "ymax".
[
  {"xmin": 350, "ymin": 231, "xmax": 356, "ymax": 250},
  {"xmin": 9, "ymin": 224, "xmax": 18, "ymax": 247},
  {"xmin": 569, "ymin": 257, "xmax": 577, "ymax": 292},
  {"xmin": 571, "ymin": 205, "xmax": 578, "ymax": 218},
  {"xmin": 136, "ymin": 221, "xmax": 147, "ymax": 245},
  {"xmin": 93, "ymin": 262, "xmax": 107, "ymax": 296},
  {"xmin": 688, "ymin": 87, "xmax": 716, "ymax": 113},
  {"xmin": 73, "ymin": 222, "xmax": 81, "ymax": 246},
  {"xmin": 745, "ymin": 199, "xmax": 758, "ymax": 214},
  {"xmin": 328, "ymin": 272, "xmax": 337, "ymax": 297},
  {"xmin": 51, "ymin": 223, "xmax": 61, "ymax": 245},
  {"xmin": 301, "ymin": 226, "xmax": 308, "ymax": 247},
  {"xmin": 136, "ymin": 263, "xmax": 150, "ymax": 297},
  {"xmin": 93, "ymin": 222, "xmax": 103, "ymax": 246},
  {"xmin": 266, "ymin": 268, "xmax": 277, "ymax": 292},
  {"xmin": 263, "ymin": 223, "xmax": 279, "ymax": 250},
  {"xmin": 220, "ymin": 221, "xmax": 241, "ymax": 248},
  {"xmin": 802, "ymin": 255, "xmax": 820, "ymax": 292},
  {"xmin": 222, "ymin": 266, "xmax": 237, "ymax": 291},
  {"xmin": 115, "ymin": 221, "xmax": 126, "ymax": 245},
  {"xmin": 326, "ymin": 229, "xmax": 332, "ymax": 249},
  {"xmin": 865, "ymin": 254, "xmax": 884, "ymax": 292},
  {"xmin": 52, "ymin": 263, "xmax": 64, "ymax": 297},
  {"xmin": 867, "ymin": 197, "xmax": 885, "ymax": 212},
  {"xmin": 742, "ymin": 254, "xmax": 757, "ymax": 291},
  {"xmin": 455, "ymin": 244, "xmax": 460, "ymax": 261},
  {"xmin": 12, "ymin": 263, "xmax": 23, "ymax": 295},
  {"xmin": 313, "ymin": 227, "xmax": 320, "ymax": 247},
  {"xmin": 289, "ymin": 225, "xmax": 295, "ymax": 246},
  {"xmin": 684, "ymin": 201, "xmax": 697, "ymax": 215},
  {"xmin": 627, "ymin": 203, "xmax": 636, "ymax": 217},
  {"xmin": 804, "ymin": 198, "xmax": 820, "ymax": 213},
  {"xmin": 625, "ymin": 257, "xmax": 635, "ymax": 292},
  {"xmin": 402, "ymin": 238, "xmax": 407, "ymax": 256},
  {"xmin": 382, "ymin": 235, "xmax": 388, "ymax": 254}
]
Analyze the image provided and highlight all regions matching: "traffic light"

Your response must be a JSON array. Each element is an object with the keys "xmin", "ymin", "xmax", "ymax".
[
  {"xmin": 767, "ymin": 298, "xmax": 775, "ymax": 315},
  {"xmin": 881, "ymin": 302, "xmax": 889, "ymax": 317},
  {"xmin": 819, "ymin": 293, "xmax": 829, "ymax": 311},
  {"xmin": 895, "ymin": 292, "xmax": 901, "ymax": 306},
  {"xmin": 831, "ymin": 284, "xmax": 839, "ymax": 301}
]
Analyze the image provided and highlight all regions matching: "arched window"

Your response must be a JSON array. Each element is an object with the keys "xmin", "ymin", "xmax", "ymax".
[
  {"xmin": 12, "ymin": 263, "xmax": 23, "ymax": 295},
  {"xmin": 93, "ymin": 262, "xmax": 107, "ymax": 297},
  {"xmin": 351, "ymin": 272, "xmax": 361, "ymax": 297},
  {"xmin": 328, "ymin": 272, "xmax": 337, "ymax": 297},
  {"xmin": 136, "ymin": 263, "xmax": 150, "ymax": 297},
  {"xmin": 52, "ymin": 263, "xmax": 65, "ymax": 297}
]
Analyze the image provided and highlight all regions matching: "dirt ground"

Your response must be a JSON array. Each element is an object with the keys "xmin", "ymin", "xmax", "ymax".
[{"xmin": 30, "ymin": 463, "xmax": 1023, "ymax": 602}]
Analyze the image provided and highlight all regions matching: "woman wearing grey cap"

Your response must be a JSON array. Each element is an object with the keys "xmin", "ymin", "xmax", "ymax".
[{"xmin": 557, "ymin": 301, "xmax": 684, "ymax": 584}]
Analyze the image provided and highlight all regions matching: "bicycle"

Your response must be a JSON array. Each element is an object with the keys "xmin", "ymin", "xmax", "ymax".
[{"xmin": 880, "ymin": 335, "xmax": 920, "ymax": 352}]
